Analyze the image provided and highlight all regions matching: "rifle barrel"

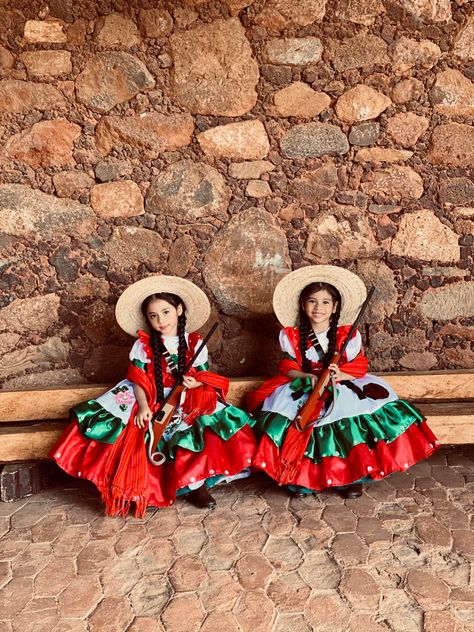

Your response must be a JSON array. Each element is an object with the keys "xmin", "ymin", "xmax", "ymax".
[{"xmin": 339, "ymin": 286, "xmax": 375, "ymax": 357}]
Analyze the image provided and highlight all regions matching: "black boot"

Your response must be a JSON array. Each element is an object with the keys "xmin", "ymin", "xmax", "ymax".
[
  {"xmin": 344, "ymin": 483, "xmax": 363, "ymax": 499},
  {"xmin": 185, "ymin": 486, "xmax": 217, "ymax": 509},
  {"xmin": 287, "ymin": 486, "xmax": 313, "ymax": 498}
]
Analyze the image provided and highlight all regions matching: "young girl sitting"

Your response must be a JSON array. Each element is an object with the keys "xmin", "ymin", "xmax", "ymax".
[
  {"xmin": 247, "ymin": 265, "xmax": 439, "ymax": 499},
  {"xmin": 50, "ymin": 275, "xmax": 256, "ymax": 516}
]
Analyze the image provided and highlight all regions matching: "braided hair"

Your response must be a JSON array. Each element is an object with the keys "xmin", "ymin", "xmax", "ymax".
[
  {"xmin": 298, "ymin": 282, "xmax": 341, "ymax": 371},
  {"xmin": 141, "ymin": 292, "xmax": 188, "ymax": 403}
]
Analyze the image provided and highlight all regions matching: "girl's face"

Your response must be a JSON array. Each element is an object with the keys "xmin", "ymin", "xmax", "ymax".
[
  {"xmin": 302, "ymin": 289, "xmax": 337, "ymax": 332},
  {"xmin": 146, "ymin": 299, "xmax": 183, "ymax": 336}
]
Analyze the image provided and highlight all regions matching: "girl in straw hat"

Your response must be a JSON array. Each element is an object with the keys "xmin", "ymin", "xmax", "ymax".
[
  {"xmin": 247, "ymin": 265, "xmax": 439, "ymax": 499},
  {"xmin": 50, "ymin": 276, "xmax": 256, "ymax": 517}
]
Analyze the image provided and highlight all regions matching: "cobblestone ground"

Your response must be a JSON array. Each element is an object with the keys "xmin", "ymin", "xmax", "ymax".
[{"xmin": 1, "ymin": 446, "xmax": 473, "ymax": 632}]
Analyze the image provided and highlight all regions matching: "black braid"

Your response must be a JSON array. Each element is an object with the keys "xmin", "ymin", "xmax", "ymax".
[
  {"xmin": 323, "ymin": 302, "xmax": 341, "ymax": 368},
  {"xmin": 149, "ymin": 329, "xmax": 165, "ymax": 403},
  {"xmin": 298, "ymin": 312, "xmax": 312, "ymax": 373},
  {"xmin": 177, "ymin": 312, "xmax": 187, "ymax": 374}
]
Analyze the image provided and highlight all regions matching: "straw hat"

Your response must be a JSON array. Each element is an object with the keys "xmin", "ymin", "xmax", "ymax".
[
  {"xmin": 273, "ymin": 265, "xmax": 367, "ymax": 327},
  {"xmin": 115, "ymin": 275, "xmax": 211, "ymax": 337}
]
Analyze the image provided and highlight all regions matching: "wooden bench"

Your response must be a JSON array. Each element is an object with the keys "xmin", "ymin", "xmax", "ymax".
[{"xmin": 0, "ymin": 370, "xmax": 473, "ymax": 462}]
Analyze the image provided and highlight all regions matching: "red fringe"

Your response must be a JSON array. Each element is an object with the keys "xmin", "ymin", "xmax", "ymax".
[
  {"xmin": 51, "ymin": 420, "xmax": 257, "ymax": 509},
  {"xmin": 100, "ymin": 411, "xmax": 149, "ymax": 518},
  {"xmin": 276, "ymin": 396, "xmax": 326, "ymax": 484},
  {"xmin": 276, "ymin": 425, "xmax": 313, "ymax": 484}
]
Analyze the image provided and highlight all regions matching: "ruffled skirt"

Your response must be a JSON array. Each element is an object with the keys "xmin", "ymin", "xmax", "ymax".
[
  {"xmin": 50, "ymin": 380, "xmax": 257, "ymax": 509},
  {"xmin": 252, "ymin": 374, "xmax": 439, "ymax": 489}
]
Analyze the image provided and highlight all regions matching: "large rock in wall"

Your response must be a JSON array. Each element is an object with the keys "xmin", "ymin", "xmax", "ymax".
[
  {"xmin": 95, "ymin": 113, "xmax": 194, "ymax": 159},
  {"xmin": 203, "ymin": 209, "xmax": 291, "ymax": 317},
  {"xmin": 254, "ymin": 0, "xmax": 327, "ymax": 29},
  {"xmin": 76, "ymin": 52, "xmax": 155, "ymax": 113},
  {"xmin": 0, "ymin": 185, "xmax": 96, "ymax": 239},
  {"xmin": 0, "ymin": 2, "xmax": 472, "ymax": 383},
  {"xmin": 306, "ymin": 207, "xmax": 381, "ymax": 262},
  {"xmin": 146, "ymin": 160, "xmax": 231, "ymax": 223},
  {"xmin": 2, "ymin": 119, "xmax": 81, "ymax": 168},
  {"xmin": 170, "ymin": 18, "xmax": 259, "ymax": 116}
]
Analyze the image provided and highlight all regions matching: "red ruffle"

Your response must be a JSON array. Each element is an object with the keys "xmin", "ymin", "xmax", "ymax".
[
  {"xmin": 252, "ymin": 421, "xmax": 439, "ymax": 489},
  {"xmin": 50, "ymin": 420, "xmax": 256, "ymax": 508}
]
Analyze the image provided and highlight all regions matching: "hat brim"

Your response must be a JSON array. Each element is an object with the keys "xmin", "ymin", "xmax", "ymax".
[
  {"xmin": 115, "ymin": 276, "xmax": 211, "ymax": 337},
  {"xmin": 273, "ymin": 265, "xmax": 367, "ymax": 327}
]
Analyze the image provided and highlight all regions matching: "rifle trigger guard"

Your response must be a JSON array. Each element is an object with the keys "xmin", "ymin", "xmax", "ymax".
[{"xmin": 149, "ymin": 450, "xmax": 166, "ymax": 466}]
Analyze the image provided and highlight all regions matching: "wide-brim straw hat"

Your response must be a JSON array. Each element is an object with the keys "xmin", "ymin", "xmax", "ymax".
[
  {"xmin": 116, "ymin": 275, "xmax": 211, "ymax": 337},
  {"xmin": 273, "ymin": 265, "xmax": 367, "ymax": 327}
]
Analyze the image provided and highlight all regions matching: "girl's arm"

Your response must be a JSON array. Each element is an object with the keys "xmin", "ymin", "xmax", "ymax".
[
  {"xmin": 132, "ymin": 383, "xmax": 152, "ymax": 428},
  {"xmin": 286, "ymin": 367, "xmax": 356, "ymax": 386},
  {"xmin": 329, "ymin": 329, "xmax": 368, "ymax": 381},
  {"xmin": 286, "ymin": 368, "xmax": 319, "ymax": 388}
]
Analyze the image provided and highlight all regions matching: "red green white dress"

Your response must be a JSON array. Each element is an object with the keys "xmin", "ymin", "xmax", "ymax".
[
  {"xmin": 247, "ymin": 326, "xmax": 439, "ymax": 491},
  {"xmin": 50, "ymin": 331, "xmax": 256, "ymax": 516}
]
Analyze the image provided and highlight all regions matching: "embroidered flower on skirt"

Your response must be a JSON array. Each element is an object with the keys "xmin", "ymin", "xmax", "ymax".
[{"xmin": 112, "ymin": 388, "xmax": 135, "ymax": 411}]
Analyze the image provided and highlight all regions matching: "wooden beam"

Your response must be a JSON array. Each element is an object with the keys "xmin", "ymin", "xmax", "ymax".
[
  {"xmin": 0, "ymin": 385, "xmax": 110, "ymax": 423},
  {"xmin": 379, "ymin": 371, "xmax": 474, "ymax": 401},
  {"xmin": 1, "ymin": 401, "xmax": 473, "ymax": 462},
  {"xmin": 0, "ymin": 380, "xmax": 267, "ymax": 422},
  {"xmin": 0, "ymin": 423, "xmax": 66, "ymax": 462},
  {"xmin": 0, "ymin": 371, "xmax": 472, "ymax": 423},
  {"xmin": 418, "ymin": 402, "xmax": 474, "ymax": 445}
]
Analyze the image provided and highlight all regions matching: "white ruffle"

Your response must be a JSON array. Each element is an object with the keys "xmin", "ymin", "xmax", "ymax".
[
  {"xmin": 129, "ymin": 339, "xmax": 150, "ymax": 364},
  {"xmin": 279, "ymin": 328, "xmax": 362, "ymax": 363},
  {"xmin": 130, "ymin": 334, "xmax": 209, "ymax": 367}
]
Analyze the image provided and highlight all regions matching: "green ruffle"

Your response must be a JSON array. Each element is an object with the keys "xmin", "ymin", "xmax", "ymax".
[
  {"xmin": 132, "ymin": 359, "xmax": 147, "ymax": 371},
  {"xmin": 75, "ymin": 399, "xmax": 254, "ymax": 454},
  {"xmin": 163, "ymin": 404, "xmax": 255, "ymax": 460},
  {"xmin": 255, "ymin": 399, "xmax": 425, "ymax": 464},
  {"xmin": 75, "ymin": 400, "xmax": 125, "ymax": 444}
]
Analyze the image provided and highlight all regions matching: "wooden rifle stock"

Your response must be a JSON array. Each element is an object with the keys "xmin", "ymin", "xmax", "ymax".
[
  {"xmin": 147, "ymin": 323, "xmax": 218, "ymax": 465},
  {"xmin": 293, "ymin": 287, "xmax": 375, "ymax": 432}
]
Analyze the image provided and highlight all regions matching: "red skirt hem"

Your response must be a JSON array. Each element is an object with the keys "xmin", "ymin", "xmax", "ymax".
[
  {"xmin": 49, "ymin": 421, "xmax": 256, "ymax": 509},
  {"xmin": 252, "ymin": 420, "xmax": 439, "ymax": 489}
]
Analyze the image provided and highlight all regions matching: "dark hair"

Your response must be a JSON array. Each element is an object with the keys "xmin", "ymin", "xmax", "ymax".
[
  {"xmin": 298, "ymin": 282, "xmax": 341, "ymax": 371},
  {"xmin": 141, "ymin": 292, "xmax": 188, "ymax": 402}
]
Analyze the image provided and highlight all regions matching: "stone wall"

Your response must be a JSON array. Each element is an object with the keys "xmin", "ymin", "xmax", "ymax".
[{"xmin": 0, "ymin": 0, "xmax": 473, "ymax": 387}]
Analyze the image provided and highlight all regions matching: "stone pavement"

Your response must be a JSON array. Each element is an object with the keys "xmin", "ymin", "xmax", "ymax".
[{"xmin": 1, "ymin": 446, "xmax": 473, "ymax": 632}]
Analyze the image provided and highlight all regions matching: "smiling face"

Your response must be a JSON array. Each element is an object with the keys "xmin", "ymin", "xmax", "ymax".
[
  {"xmin": 145, "ymin": 298, "xmax": 183, "ymax": 336},
  {"xmin": 302, "ymin": 289, "xmax": 338, "ymax": 333}
]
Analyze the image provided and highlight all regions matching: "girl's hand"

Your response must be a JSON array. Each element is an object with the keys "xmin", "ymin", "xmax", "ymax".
[
  {"xmin": 328, "ymin": 363, "xmax": 342, "ymax": 381},
  {"xmin": 305, "ymin": 373, "xmax": 319, "ymax": 389},
  {"xmin": 182, "ymin": 375, "xmax": 202, "ymax": 390},
  {"xmin": 135, "ymin": 405, "xmax": 152, "ymax": 428}
]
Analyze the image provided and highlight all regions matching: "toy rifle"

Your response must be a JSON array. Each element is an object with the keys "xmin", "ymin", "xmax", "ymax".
[
  {"xmin": 294, "ymin": 286, "xmax": 375, "ymax": 432},
  {"xmin": 147, "ymin": 322, "xmax": 218, "ymax": 465}
]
